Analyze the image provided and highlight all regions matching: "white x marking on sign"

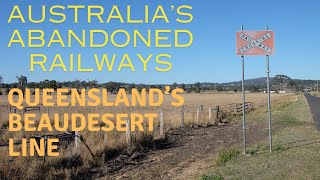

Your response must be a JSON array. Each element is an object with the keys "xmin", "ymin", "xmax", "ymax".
[{"xmin": 239, "ymin": 33, "xmax": 273, "ymax": 54}]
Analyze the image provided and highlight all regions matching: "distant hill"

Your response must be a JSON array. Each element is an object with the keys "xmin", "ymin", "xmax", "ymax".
[
  {"xmin": 196, "ymin": 75, "xmax": 318, "ymax": 92},
  {"xmin": 211, "ymin": 75, "xmax": 318, "ymax": 92},
  {"xmin": 221, "ymin": 77, "xmax": 270, "ymax": 87}
]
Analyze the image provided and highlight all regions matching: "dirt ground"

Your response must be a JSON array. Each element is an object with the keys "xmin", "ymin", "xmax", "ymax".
[
  {"xmin": 93, "ymin": 120, "xmax": 269, "ymax": 180},
  {"xmin": 0, "ymin": 92, "xmax": 293, "ymax": 179}
]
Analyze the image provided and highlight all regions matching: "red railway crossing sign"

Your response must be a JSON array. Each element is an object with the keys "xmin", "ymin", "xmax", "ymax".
[
  {"xmin": 236, "ymin": 30, "xmax": 275, "ymax": 55},
  {"xmin": 236, "ymin": 26, "xmax": 274, "ymax": 155}
]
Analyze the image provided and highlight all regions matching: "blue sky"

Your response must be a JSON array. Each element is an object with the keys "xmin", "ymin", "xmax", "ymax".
[{"xmin": 0, "ymin": 0, "xmax": 319, "ymax": 84}]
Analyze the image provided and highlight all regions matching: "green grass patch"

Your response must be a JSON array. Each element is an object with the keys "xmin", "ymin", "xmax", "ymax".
[
  {"xmin": 201, "ymin": 94, "xmax": 320, "ymax": 179},
  {"xmin": 278, "ymin": 113, "xmax": 298, "ymax": 125},
  {"xmin": 247, "ymin": 144, "xmax": 267, "ymax": 155},
  {"xmin": 200, "ymin": 174, "xmax": 224, "ymax": 180},
  {"xmin": 273, "ymin": 144, "xmax": 286, "ymax": 152},
  {"xmin": 216, "ymin": 148, "xmax": 240, "ymax": 166},
  {"xmin": 272, "ymin": 101, "xmax": 292, "ymax": 111}
]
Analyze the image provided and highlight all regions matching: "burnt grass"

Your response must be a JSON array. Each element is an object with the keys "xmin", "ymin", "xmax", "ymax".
[{"xmin": 0, "ymin": 119, "xmax": 270, "ymax": 180}]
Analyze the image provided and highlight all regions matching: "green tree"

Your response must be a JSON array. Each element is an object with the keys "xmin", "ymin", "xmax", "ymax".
[
  {"xmin": 17, "ymin": 75, "xmax": 27, "ymax": 94},
  {"xmin": 248, "ymin": 85, "xmax": 260, "ymax": 93},
  {"xmin": 172, "ymin": 82, "xmax": 178, "ymax": 89},
  {"xmin": 136, "ymin": 84, "xmax": 144, "ymax": 92},
  {"xmin": 106, "ymin": 82, "xmax": 120, "ymax": 93},
  {"xmin": 233, "ymin": 87, "xmax": 238, "ymax": 93},
  {"xmin": 194, "ymin": 82, "xmax": 201, "ymax": 93},
  {"xmin": 48, "ymin": 80, "xmax": 58, "ymax": 89},
  {"xmin": 127, "ymin": 83, "xmax": 135, "ymax": 93},
  {"xmin": 27, "ymin": 82, "xmax": 38, "ymax": 88},
  {"xmin": 289, "ymin": 80, "xmax": 296, "ymax": 91},
  {"xmin": 180, "ymin": 83, "xmax": 186, "ymax": 91},
  {"xmin": 88, "ymin": 80, "xmax": 98, "ymax": 88},
  {"xmin": 272, "ymin": 75, "xmax": 291, "ymax": 91}
]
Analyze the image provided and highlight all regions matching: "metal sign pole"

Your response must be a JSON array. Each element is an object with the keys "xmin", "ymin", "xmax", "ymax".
[
  {"xmin": 266, "ymin": 55, "xmax": 272, "ymax": 153},
  {"xmin": 266, "ymin": 26, "xmax": 272, "ymax": 154},
  {"xmin": 242, "ymin": 55, "xmax": 247, "ymax": 155},
  {"xmin": 241, "ymin": 25, "xmax": 247, "ymax": 155}
]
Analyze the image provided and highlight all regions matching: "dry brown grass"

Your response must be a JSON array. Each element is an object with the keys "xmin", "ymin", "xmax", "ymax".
[
  {"xmin": 0, "ymin": 92, "xmax": 297, "ymax": 179},
  {"xmin": 0, "ymin": 91, "xmax": 294, "ymax": 106},
  {"xmin": 312, "ymin": 92, "xmax": 320, "ymax": 98}
]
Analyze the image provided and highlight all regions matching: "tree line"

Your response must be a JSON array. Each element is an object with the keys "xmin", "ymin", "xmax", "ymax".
[{"xmin": 0, "ymin": 74, "xmax": 318, "ymax": 95}]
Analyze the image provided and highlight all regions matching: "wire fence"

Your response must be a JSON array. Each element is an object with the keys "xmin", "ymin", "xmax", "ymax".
[{"xmin": 0, "ymin": 102, "xmax": 254, "ymax": 165}]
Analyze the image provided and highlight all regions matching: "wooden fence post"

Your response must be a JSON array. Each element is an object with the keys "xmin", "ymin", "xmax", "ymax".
[
  {"xmin": 159, "ymin": 109, "xmax": 164, "ymax": 139},
  {"xmin": 180, "ymin": 106, "xmax": 185, "ymax": 128},
  {"xmin": 209, "ymin": 107, "xmax": 212, "ymax": 124},
  {"xmin": 126, "ymin": 118, "xmax": 131, "ymax": 145},
  {"xmin": 74, "ymin": 131, "xmax": 80, "ymax": 154},
  {"xmin": 43, "ymin": 136, "xmax": 47, "ymax": 163},
  {"xmin": 196, "ymin": 107, "xmax": 200, "ymax": 125},
  {"xmin": 213, "ymin": 106, "xmax": 220, "ymax": 125},
  {"xmin": 74, "ymin": 110, "xmax": 81, "ymax": 154},
  {"xmin": 47, "ymin": 108, "xmax": 50, "ymax": 117}
]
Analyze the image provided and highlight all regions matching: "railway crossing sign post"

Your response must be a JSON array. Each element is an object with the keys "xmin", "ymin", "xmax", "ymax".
[{"xmin": 236, "ymin": 25, "xmax": 275, "ymax": 155}]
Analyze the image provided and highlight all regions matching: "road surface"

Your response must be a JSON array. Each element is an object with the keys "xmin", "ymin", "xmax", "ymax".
[{"xmin": 305, "ymin": 93, "xmax": 320, "ymax": 130}]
